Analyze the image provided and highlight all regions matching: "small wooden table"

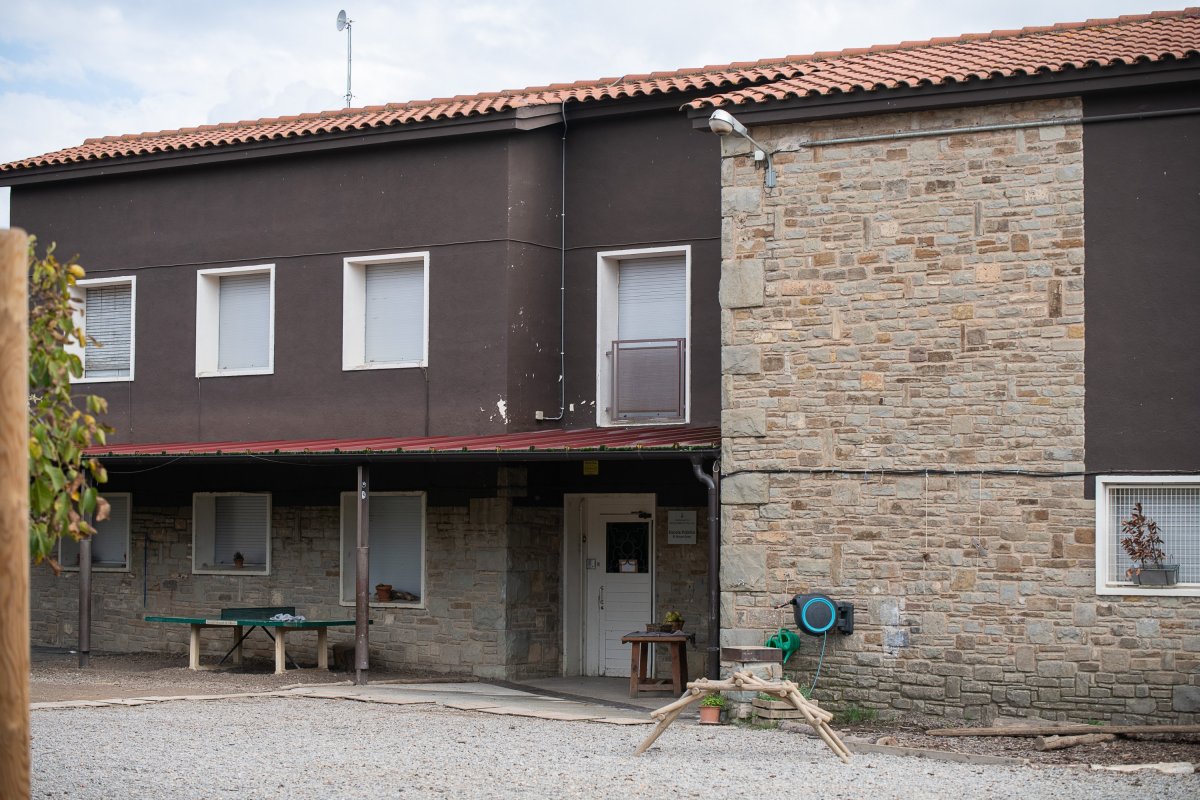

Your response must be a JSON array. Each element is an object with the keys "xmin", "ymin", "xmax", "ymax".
[{"xmin": 621, "ymin": 631, "xmax": 695, "ymax": 698}]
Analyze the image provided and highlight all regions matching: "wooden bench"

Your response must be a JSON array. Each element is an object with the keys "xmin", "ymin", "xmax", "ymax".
[{"xmin": 146, "ymin": 606, "xmax": 358, "ymax": 674}]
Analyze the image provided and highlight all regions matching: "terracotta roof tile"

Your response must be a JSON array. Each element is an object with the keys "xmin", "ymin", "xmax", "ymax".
[
  {"xmin": 691, "ymin": 8, "xmax": 1200, "ymax": 110},
  {"xmin": 5, "ymin": 9, "xmax": 1198, "ymax": 173}
]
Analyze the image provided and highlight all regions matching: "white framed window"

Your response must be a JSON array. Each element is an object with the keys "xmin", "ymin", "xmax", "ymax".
[
  {"xmin": 595, "ymin": 246, "xmax": 691, "ymax": 427},
  {"xmin": 342, "ymin": 252, "xmax": 429, "ymax": 370},
  {"xmin": 60, "ymin": 493, "xmax": 131, "ymax": 572},
  {"xmin": 339, "ymin": 492, "xmax": 425, "ymax": 607},
  {"xmin": 196, "ymin": 264, "xmax": 274, "ymax": 377},
  {"xmin": 192, "ymin": 493, "xmax": 271, "ymax": 575},
  {"xmin": 70, "ymin": 276, "xmax": 135, "ymax": 382},
  {"xmin": 1095, "ymin": 475, "xmax": 1200, "ymax": 597}
]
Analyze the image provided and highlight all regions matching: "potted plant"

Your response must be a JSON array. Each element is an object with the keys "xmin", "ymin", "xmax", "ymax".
[
  {"xmin": 375, "ymin": 583, "xmax": 394, "ymax": 602},
  {"xmin": 233, "ymin": 552, "xmax": 245, "ymax": 569},
  {"xmin": 1120, "ymin": 502, "xmax": 1178, "ymax": 586},
  {"xmin": 664, "ymin": 610, "xmax": 685, "ymax": 632},
  {"xmin": 698, "ymin": 693, "xmax": 726, "ymax": 725}
]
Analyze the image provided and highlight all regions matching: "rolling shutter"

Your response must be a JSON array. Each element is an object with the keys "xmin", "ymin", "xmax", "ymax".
[
  {"xmin": 218, "ymin": 273, "xmax": 270, "ymax": 370},
  {"xmin": 617, "ymin": 256, "xmax": 686, "ymax": 341},
  {"xmin": 84, "ymin": 284, "xmax": 132, "ymax": 378},
  {"xmin": 364, "ymin": 263, "xmax": 424, "ymax": 363},
  {"xmin": 214, "ymin": 495, "xmax": 269, "ymax": 565},
  {"xmin": 341, "ymin": 494, "xmax": 424, "ymax": 601}
]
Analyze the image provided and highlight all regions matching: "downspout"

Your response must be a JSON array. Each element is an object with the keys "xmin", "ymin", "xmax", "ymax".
[
  {"xmin": 538, "ymin": 98, "xmax": 571, "ymax": 422},
  {"xmin": 691, "ymin": 456, "xmax": 719, "ymax": 678}
]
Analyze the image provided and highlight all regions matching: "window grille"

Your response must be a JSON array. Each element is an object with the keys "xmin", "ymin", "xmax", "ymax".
[{"xmin": 1105, "ymin": 484, "xmax": 1199, "ymax": 584}]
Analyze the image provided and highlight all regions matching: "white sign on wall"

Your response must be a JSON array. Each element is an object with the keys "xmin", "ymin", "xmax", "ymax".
[{"xmin": 667, "ymin": 510, "xmax": 697, "ymax": 545}]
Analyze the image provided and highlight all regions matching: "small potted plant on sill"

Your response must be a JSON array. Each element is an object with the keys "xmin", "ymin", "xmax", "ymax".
[
  {"xmin": 698, "ymin": 693, "xmax": 726, "ymax": 725},
  {"xmin": 1120, "ymin": 502, "xmax": 1178, "ymax": 586},
  {"xmin": 233, "ymin": 552, "xmax": 245, "ymax": 569},
  {"xmin": 375, "ymin": 583, "xmax": 394, "ymax": 602}
]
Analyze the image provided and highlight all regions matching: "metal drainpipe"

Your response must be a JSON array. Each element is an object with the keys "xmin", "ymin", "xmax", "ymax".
[
  {"xmin": 79, "ymin": 533, "xmax": 91, "ymax": 668},
  {"xmin": 691, "ymin": 456, "xmax": 719, "ymax": 679},
  {"xmin": 354, "ymin": 464, "xmax": 370, "ymax": 685}
]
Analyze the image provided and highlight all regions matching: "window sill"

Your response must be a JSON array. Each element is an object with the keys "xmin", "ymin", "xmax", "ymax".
[
  {"xmin": 343, "ymin": 361, "xmax": 427, "ymax": 371},
  {"xmin": 1096, "ymin": 583, "xmax": 1200, "ymax": 598},
  {"xmin": 339, "ymin": 600, "xmax": 424, "ymax": 610},
  {"xmin": 193, "ymin": 566, "xmax": 270, "ymax": 576},
  {"xmin": 71, "ymin": 375, "xmax": 133, "ymax": 384},
  {"xmin": 62, "ymin": 564, "xmax": 129, "ymax": 573},
  {"xmin": 603, "ymin": 418, "xmax": 688, "ymax": 428},
  {"xmin": 196, "ymin": 368, "xmax": 273, "ymax": 378}
]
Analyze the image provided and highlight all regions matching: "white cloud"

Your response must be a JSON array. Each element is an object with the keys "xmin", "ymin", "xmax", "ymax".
[{"xmin": 0, "ymin": 0, "xmax": 1174, "ymax": 229}]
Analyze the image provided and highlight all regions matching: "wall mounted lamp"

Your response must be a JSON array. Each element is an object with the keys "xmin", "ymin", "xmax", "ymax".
[{"xmin": 708, "ymin": 109, "xmax": 776, "ymax": 189}]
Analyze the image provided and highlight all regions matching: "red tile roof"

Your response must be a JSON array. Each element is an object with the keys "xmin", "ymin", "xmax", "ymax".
[
  {"xmin": 690, "ymin": 8, "xmax": 1199, "ymax": 110},
  {"xmin": 86, "ymin": 425, "xmax": 719, "ymax": 459},
  {"xmin": 1, "ymin": 64, "xmax": 802, "ymax": 173},
  {"xmin": 4, "ymin": 9, "xmax": 1198, "ymax": 174}
]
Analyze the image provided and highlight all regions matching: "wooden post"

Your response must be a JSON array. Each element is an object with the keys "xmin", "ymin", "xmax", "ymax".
[{"xmin": 0, "ymin": 228, "xmax": 30, "ymax": 799}]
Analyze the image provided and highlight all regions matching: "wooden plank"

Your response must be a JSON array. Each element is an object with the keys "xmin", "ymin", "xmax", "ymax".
[{"xmin": 927, "ymin": 723, "xmax": 1200, "ymax": 737}]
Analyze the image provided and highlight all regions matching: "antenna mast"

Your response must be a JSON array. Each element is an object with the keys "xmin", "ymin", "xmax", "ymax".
[{"xmin": 337, "ymin": 10, "xmax": 353, "ymax": 108}]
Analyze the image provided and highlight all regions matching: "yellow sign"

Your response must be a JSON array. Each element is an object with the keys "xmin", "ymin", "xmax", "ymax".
[{"xmin": 582, "ymin": 460, "xmax": 599, "ymax": 476}]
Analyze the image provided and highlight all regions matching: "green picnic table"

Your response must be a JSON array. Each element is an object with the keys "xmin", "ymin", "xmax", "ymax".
[{"xmin": 145, "ymin": 606, "xmax": 359, "ymax": 674}]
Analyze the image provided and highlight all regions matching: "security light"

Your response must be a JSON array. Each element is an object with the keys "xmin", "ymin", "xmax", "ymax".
[{"xmin": 707, "ymin": 109, "xmax": 776, "ymax": 189}]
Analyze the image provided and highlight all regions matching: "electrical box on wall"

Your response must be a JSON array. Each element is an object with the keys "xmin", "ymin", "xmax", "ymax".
[{"xmin": 778, "ymin": 593, "xmax": 855, "ymax": 636}]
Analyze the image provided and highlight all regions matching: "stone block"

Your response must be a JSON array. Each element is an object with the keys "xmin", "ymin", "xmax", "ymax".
[
  {"xmin": 721, "ymin": 259, "xmax": 765, "ymax": 308},
  {"xmin": 723, "ymin": 346, "xmax": 762, "ymax": 375},
  {"xmin": 721, "ymin": 546, "xmax": 768, "ymax": 591},
  {"xmin": 723, "ymin": 407, "xmax": 767, "ymax": 437},
  {"xmin": 1172, "ymin": 685, "xmax": 1200, "ymax": 713},
  {"xmin": 722, "ymin": 473, "xmax": 769, "ymax": 504}
]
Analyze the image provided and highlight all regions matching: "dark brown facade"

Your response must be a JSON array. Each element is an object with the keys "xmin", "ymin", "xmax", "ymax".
[
  {"xmin": 1082, "ymin": 83, "xmax": 1200, "ymax": 474},
  {"xmin": 13, "ymin": 104, "xmax": 720, "ymax": 444}
]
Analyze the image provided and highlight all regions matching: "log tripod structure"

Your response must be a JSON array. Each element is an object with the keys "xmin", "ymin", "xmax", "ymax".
[{"xmin": 634, "ymin": 671, "xmax": 852, "ymax": 763}]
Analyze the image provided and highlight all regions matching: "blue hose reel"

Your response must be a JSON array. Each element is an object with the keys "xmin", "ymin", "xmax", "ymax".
[{"xmin": 778, "ymin": 593, "xmax": 855, "ymax": 637}]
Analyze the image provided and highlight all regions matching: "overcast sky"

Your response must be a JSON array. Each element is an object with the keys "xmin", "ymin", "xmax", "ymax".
[{"xmin": 0, "ymin": 0, "xmax": 1172, "ymax": 227}]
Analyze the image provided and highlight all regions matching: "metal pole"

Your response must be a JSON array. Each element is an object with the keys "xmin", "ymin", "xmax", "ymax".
[
  {"xmin": 78, "ymin": 533, "xmax": 91, "ymax": 668},
  {"xmin": 0, "ymin": 228, "xmax": 31, "ymax": 798},
  {"xmin": 354, "ymin": 464, "xmax": 369, "ymax": 684},
  {"xmin": 345, "ymin": 21, "xmax": 353, "ymax": 108}
]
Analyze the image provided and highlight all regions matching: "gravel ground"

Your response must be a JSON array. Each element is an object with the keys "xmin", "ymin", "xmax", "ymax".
[{"xmin": 32, "ymin": 698, "xmax": 1200, "ymax": 800}]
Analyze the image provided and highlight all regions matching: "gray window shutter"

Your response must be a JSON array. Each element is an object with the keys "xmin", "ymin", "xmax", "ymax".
[
  {"xmin": 214, "ymin": 495, "xmax": 269, "ymax": 565},
  {"xmin": 618, "ymin": 256, "xmax": 686, "ymax": 341},
  {"xmin": 85, "ymin": 284, "xmax": 132, "ymax": 378},
  {"xmin": 61, "ymin": 494, "xmax": 130, "ymax": 567},
  {"xmin": 365, "ymin": 263, "xmax": 424, "ymax": 363},
  {"xmin": 341, "ymin": 494, "xmax": 423, "ymax": 601},
  {"xmin": 218, "ymin": 274, "xmax": 270, "ymax": 370}
]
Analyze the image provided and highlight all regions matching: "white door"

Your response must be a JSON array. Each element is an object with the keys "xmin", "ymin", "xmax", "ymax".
[{"xmin": 583, "ymin": 497, "xmax": 655, "ymax": 677}]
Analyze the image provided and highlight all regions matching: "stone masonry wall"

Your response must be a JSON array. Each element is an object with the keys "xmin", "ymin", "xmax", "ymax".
[
  {"xmin": 654, "ymin": 506, "xmax": 711, "ymax": 681},
  {"xmin": 718, "ymin": 98, "xmax": 1199, "ymax": 722},
  {"xmin": 30, "ymin": 498, "xmax": 563, "ymax": 681}
]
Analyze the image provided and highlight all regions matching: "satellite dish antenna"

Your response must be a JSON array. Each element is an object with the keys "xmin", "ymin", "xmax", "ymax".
[{"xmin": 337, "ymin": 10, "xmax": 353, "ymax": 107}]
